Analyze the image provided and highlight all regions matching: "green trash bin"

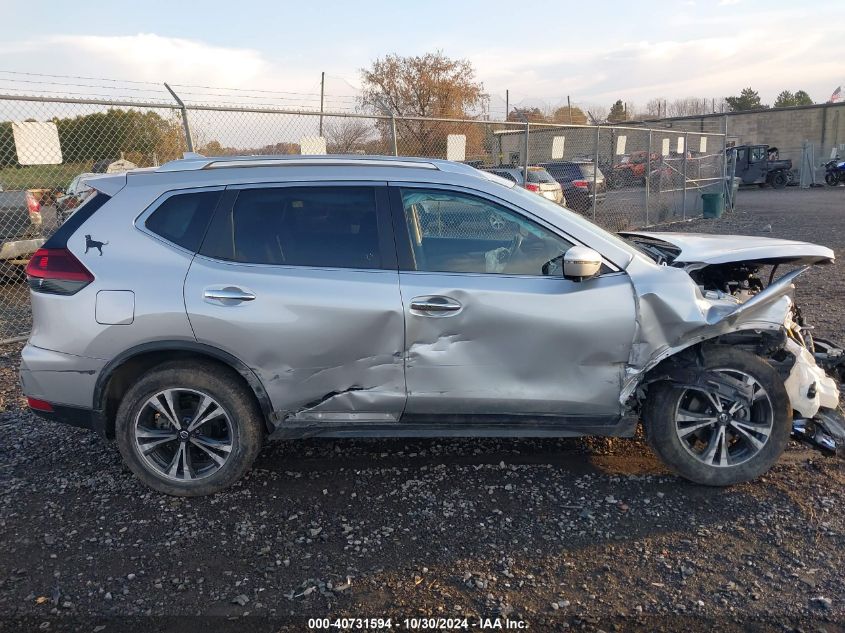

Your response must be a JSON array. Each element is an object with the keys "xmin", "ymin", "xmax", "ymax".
[{"xmin": 702, "ymin": 192, "xmax": 724, "ymax": 219}]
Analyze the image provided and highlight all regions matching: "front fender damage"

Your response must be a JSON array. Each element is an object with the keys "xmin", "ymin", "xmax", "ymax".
[{"xmin": 624, "ymin": 262, "xmax": 844, "ymax": 455}]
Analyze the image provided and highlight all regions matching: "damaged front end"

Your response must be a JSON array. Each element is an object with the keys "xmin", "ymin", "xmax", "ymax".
[
  {"xmin": 621, "ymin": 232, "xmax": 845, "ymax": 457},
  {"xmin": 782, "ymin": 324, "xmax": 845, "ymax": 455}
]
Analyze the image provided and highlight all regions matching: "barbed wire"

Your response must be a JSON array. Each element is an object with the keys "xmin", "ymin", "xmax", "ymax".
[{"xmin": 0, "ymin": 70, "xmax": 730, "ymax": 128}]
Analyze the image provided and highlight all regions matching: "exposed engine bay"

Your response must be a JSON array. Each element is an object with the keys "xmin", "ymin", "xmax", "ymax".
[{"xmin": 621, "ymin": 231, "xmax": 845, "ymax": 456}]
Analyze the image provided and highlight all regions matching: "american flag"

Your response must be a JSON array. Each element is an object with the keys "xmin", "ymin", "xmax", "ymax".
[{"xmin": 831, "ymin": 86, "xmax": 842, "ymax": 103}]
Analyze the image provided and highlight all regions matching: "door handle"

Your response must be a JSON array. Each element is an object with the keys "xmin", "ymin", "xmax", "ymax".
[
  {"xmin": 410, "ymin": 296, "xmax": 462, "ymax": 314},
  {"xmin": 203, "ymin": 287, "xmax": 256, "ymax": 304}
]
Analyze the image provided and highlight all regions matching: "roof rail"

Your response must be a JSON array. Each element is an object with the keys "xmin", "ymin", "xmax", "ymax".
[{"xmin": 157, "ymin": 154, "xmax": 442, "ymax": 173}]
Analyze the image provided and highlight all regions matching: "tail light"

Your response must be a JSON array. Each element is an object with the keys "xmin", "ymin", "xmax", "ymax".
[
  {"xmin": 25, "ymin": 191, "xmax": 41, "ymax": 218},
  {"xmin": 27, "ymin": 397, "xmax": 54, "ymax": 412},
  {"xmin": 572, "ymin": 180, "xmax": 590, "ymax": 189},
  {"xmin": 25, "ymin": 248, "xmax": 94, "ymax": 295},
  {"xmin": 524, "ymin": 183, "xmax": 540, "ymax": 192}
]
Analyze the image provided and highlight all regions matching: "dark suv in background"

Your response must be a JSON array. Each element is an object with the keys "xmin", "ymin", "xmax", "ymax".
[{"xmin": 537, "ymin": 161, "xmax": 607, "ymax": 214}]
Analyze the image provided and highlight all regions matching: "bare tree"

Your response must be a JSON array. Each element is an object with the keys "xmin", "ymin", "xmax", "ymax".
[
  {"xmin": 644, "ymin": 98, "xmax": 665, "ymax": 118},
  {"xmin": 583, "ymin": 104, "xmax": 608, "ymax": 124},
  {"xmin": 324, "ymin": 117, "xmax": 374, "ymax": 154},
  {"xmin": 360, "ymin": 51, "xmax": 487, "ymax": 156}
]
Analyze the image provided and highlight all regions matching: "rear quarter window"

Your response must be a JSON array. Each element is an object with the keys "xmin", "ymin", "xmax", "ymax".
[{"xmin": 144, "ymin": 190, "xmax": 221, "ymax": 252}]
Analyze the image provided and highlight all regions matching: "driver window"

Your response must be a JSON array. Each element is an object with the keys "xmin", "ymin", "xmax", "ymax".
[
  {"xmin": 750, "ymin": 147, "xmax": 765, "ymax": 162},
  {"xmin": 400, "ymin": 189, "xmax": 573, "ymax": 276}
]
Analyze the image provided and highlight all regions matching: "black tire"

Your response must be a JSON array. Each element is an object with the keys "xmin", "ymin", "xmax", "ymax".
[
  {"xmin": 825, "ymin": 172, "xmax": 840, "ymax": 187},
  {"xmin": 770, "ymin": 171, "xmax": 787, "ymax": 189},
  {"xmin": 643, "ymin": 347, "xmax": 791, "ymax": 486},
  {"xmin": 115, "ymin": 361, "xmax": 264, "ymax": 496}
]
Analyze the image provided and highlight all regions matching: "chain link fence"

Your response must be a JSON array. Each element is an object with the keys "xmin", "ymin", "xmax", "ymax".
[{"xmin": 0, "ymin": 93, "xmax": 726, "ymax": 341}]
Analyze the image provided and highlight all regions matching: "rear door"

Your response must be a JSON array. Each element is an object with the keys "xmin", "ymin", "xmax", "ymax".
[{"xmin": 184, "ymin": 183, "xmax": 407, "ymax": 423}]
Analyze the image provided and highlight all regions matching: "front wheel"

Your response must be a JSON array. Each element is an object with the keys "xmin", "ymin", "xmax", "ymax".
[
  {"xmin": 115, "ymin": 361, "xmax": 264, "ymax": 496},
  {"xmin": 644, "ymin": 347, "xmax": 791, "ymax": 486},
  {"xmin": 825, "ymin": 172, "xmax": 840, "ymax": 186}
]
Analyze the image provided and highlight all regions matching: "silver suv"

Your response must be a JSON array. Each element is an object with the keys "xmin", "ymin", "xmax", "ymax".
[{"xmin": 20, "ymin": 154, "xmax": 844, "ymax": 496}]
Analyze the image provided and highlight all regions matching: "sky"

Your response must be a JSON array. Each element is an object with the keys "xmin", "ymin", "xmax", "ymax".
[{"xmin": 0, "ymin": 0, "xmax": 841, "ymax": 115}]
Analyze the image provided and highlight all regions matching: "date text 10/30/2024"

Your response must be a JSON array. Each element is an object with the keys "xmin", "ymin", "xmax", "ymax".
[{"xmin": 307, "ymin": 618, "xmax": 528, "ymax": 630}]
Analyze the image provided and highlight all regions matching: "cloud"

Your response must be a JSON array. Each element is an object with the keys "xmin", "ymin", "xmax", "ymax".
[
  {"xmin": 50, "ymin": 33, "xmax": 271, "ymax": 87},
  {"xmin": 468, "ymin": 12, "xmax": 841, "ymax": 108},
  {"xmin": 0, "ymin": 15, "xmax": 840, "ymax": 117},
  {"xmin": 0, "ymin": 33, "xmax": 324, "ymax": 105}
]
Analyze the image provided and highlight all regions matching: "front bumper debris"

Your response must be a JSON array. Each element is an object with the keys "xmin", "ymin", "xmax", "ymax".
[
  {"xmin": 813, "ymin": 337, "xmax": 845, "ymax": 383},
  {"xmin": 792, "ymin": 409, "xmax": 845, "ymax": 456}
]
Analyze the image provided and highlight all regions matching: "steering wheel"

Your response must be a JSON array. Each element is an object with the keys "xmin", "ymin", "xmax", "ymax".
[{"xmin": 503, "ymin": 233, "xmax": 524, "ymax": 271}]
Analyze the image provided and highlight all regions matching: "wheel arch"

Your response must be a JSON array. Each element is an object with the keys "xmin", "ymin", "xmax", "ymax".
[
  {"xmin": 629, "ymin": 327, "xmax": 788, "ymax": 411},
  {"xmin": 93, "ymin": 340, "xmax": 274, "ymax": 438}
]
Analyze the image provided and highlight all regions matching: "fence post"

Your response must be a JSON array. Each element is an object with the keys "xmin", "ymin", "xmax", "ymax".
[
  {"xmin": 682, "ymin": 131, "xmax": 689, "ymax": 220},
  {"xmin": 722, "ymin": 115, "xmax": 729, "ymax": 206},
  {"xmin": 645, "ymin": 129, "xmax": 652, "ymax": 226},
  {"xmin": 592, "ymin": 125, "xmax": 599, "ymax": 222},
  {"xmin": 523, "ymin": 122, "xmax": 530, "ymax": 184},
  {"xmin": 164, "ymin": 83, "xmax": 194, "ymax": 153},
  {"xmin": 390, "ymin": 115, "xmax": 398, "ymax": 156},
  {"xmin": 319, "ymin": 71, "xmax": 325, "ymax": 137}
]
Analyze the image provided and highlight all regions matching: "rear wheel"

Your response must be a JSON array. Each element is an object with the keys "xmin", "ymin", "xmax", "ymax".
[
  {"xmin": 644, "ymin": 347, "xmax": 791, "ymax": 486},
  {"xmin": 770, "ymin": 171, "xmax": 787, "ymax": 189},
  {"xmin": 115, "ymin": 361, "xmax": 264, "ymax": 496}
]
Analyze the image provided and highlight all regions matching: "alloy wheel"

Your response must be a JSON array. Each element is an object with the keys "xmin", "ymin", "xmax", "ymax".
[
  {"xmin": 673, "ymin": 369, "xmax": 774, "ymax": 468},
  {"xmin": 133, "ymin": 388, "xmax": 234, "ymax": 481}
]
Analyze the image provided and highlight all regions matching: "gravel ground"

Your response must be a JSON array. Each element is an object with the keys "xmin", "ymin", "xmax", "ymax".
[{"xmin": 1, "ymin": 186, "xmax": 844, "ymax": 632}]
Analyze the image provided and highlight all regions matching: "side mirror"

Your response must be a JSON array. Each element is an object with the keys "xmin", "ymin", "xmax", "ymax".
[{"xmin": 563, "ymin": 246, "xmax": 602, "ymax": 281}]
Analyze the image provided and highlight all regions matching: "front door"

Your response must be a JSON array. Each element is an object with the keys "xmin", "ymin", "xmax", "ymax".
[
  {"xmin": 184, "ymin": 183, "xmax": 406, "ymax": 423},
  {"xmin": 391, "ymin": 186, "xmax": 637, "ymax": 421}
]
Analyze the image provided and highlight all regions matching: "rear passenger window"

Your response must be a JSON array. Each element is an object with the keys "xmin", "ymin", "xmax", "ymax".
[
  {"xmin": 145, "ymin": 191, "xmax": 221, "ymax": 252},
  {"xmin": 201, "ymin": 187, "xmax": 381, "ymax": 269}
]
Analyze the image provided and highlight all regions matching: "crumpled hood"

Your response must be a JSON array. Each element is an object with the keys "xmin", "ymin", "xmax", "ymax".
[{"xmin": 620, "ymin": 231, "xmax": 834, "ymax": 267}]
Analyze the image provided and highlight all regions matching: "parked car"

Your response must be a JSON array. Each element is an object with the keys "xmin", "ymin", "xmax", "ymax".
[
  {"xmin": 482, "ymin": 166, "xmax": 564, "ymax": 204},
  {"xmin": 21, "ymin": 155, "xmax": 843, "ymax": 496},
  {"xmin": 0, "ymin": 187, "xmax": 45, "ymax": 267},
  {"xmin": 610, "ymin": 150, "xmax": 655, "ymax": 187},
  {"xmin": 55, "ymin": 173, "xmax": 97, "ymax": 224},
  {"xmin": 536, "ymin": 161, "xmax": 607, "ymax": 214}
]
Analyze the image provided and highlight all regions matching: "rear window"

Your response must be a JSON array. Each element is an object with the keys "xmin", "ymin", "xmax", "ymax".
[
  {"xmin": 576, "ymin": 163, "xmax": 598, "ymax": 179},
  {"xmin": 540, "ymin": 163, "xmax": 580, "ymax": 180},
  {"xmin": 527, "ymin": 169, "xmax": 556, "ymax": 184},
  {"xmin": 145, "ymin": 190, "xmax": 221, "ymax": 252},
  {"xmin": 487, "ymin": 170, "xmax": 518, "ymax": 183}
]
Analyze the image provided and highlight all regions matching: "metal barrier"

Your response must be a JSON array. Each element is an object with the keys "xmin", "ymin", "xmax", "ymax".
[{"xmin": 0, "ymin": 92, "xmax": 726, "ymax": 342}]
